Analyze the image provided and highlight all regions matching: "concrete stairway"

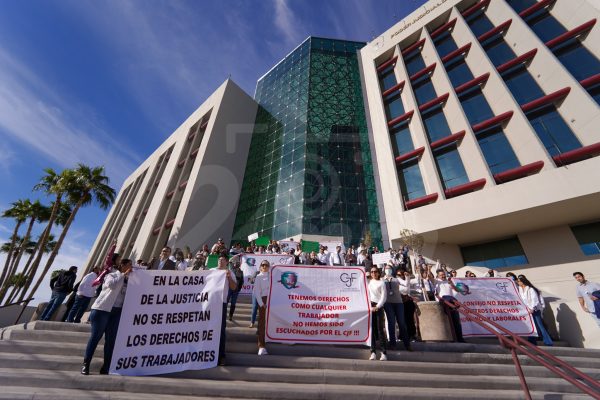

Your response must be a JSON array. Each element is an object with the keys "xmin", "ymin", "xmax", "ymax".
[{"xmin": 1, "ymin": 300, "xmax": 599, "ymax": 400}]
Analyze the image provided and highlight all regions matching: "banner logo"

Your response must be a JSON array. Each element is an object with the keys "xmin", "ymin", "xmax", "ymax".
[
  {"xmin": 496, "ymin": 282, "xmax": 509, "ymax": 293},
  {"xmin": 279, "ymin": 272, "xmax": 299, "ymax": 289},
  {"xmin": 340, "ymin": 272, "xmax": 357, "ymax": 288},
  {"xmin": 455, "ymin": 282, "xmax": 471, "ymax": 295}
]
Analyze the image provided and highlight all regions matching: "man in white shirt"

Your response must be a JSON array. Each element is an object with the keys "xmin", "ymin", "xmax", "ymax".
[
  {"xmin": 317, "ymin": 247, "xmax": 329, "ymax": 265},
  {"xmin": 368, "ymin": 267, "xmax": 388, "ymax": 361},
  {"xmin": 329, "ymin": 245, "xmax": 344, "ymax": 266},
  {"xmin": 66, "ymin": 267, "xmax": 100, "ymax": 323},
  {"xmin": 435, "ymin": 270, "xmax": 464, "ymax": 342},
  {"xmin": 573, "ymin": 272, "xmax": 600, "ymax": 327}
]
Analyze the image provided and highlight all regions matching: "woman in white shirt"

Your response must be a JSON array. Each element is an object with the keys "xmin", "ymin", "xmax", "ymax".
[
  {"xmin": 368, "ymin": 267, "xmax": 388, "ymax": 360},
  {"xmin": 82, "ymin": 258, "xmax": 132, "ymax": 375},
  {"xmin": 253, "ymin": 260, "xmax": 271, "ymax": 356},
  {"xmin": 517, "ymin": 274, "xmax": 553, "ymax": 346}
]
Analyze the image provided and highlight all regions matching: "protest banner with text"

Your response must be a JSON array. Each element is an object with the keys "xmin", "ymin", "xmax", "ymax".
[
  {"xmin": 239, "ymin": 254, "xmax": 294, "ymax": 295},
  {"xmin": 452, "ymin": 277, "xmax": 537, "ymax": 337},
  {"xmin": 109, "ymin": 270, "xmax": 225, "ymax": 376},
  {"xmin": 266, "ymin": 265, "xmax": 370, "ymax": 345}
]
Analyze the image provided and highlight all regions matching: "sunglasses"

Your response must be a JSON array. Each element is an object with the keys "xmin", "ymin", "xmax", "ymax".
[{"xmin": 370, "ymin": 270, "xmax": 380, "ymax": 273}]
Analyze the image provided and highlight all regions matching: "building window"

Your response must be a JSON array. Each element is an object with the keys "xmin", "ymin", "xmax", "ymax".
[
  {"xmin": 390, "ymin": 124, "xmax": 414, "ymax": 156},
  {"xmin": 379, "ymin": 67, "xmax": 397, "ymax": 92},
  {"xmin": 384, "ymin": 93, "xmax": 405, "ymax": 121},
  {"xmin": 405, "ymin": 52, "xmax": 427, "ymax": 76},
  {"xmin": 553, "ymin": 39, "xmax": 600, "ymax": 82},
  {"xmin": 413, "ymin": 78, "xmax": 437, "ymax": 105},
  {"xmin": 483, "ymin": 36, "xmax": 516, "ymax": 67},
  {"xmin": 433, "ymin": 144, "xmax": 469, "ymax": 190},
  {"xmin": 502, "ymin": 66, "xmax": 545, "ymax": 105},
  {"xmin": 397, "ymin": 160, "xmax": 427, "ymax": 202},
  {"xmin": 589, "ymin": 84, "xmax": 600, "ymax": 105},
  {"xmin": 476, "ymin": 126, "xmax": 521, "ymax": 175},
  {"xmin": 527, "ymin": 105, "xmax": 581, "ymax": 158},
  {"xmin": 466, "ymin": 11, "xmax": 495, "ymax": 38},
  {"xmin": 461, "ymin": 237, "xmax": 528, "ymax": 269},
  {"xmin": 434, "ymin": 31, "xmax": 458, "ymax": 58},
  {"xmin": 446, "ymin": 58, "xmax": 474, "ymax": 87},
  {"xmin": 459, "ymin": 88, "xmax": 494, "ymax": 126},
  {"xmin": 571, "ymin": 221, "xmax": 600, "ymax": 256},
  {"xmin": 422, "ymin": 107, "xmax": 453, "ymax": 143},
  {"xmin": 526, "ymin": 10, "xmax": 567, "ymax": 43}
]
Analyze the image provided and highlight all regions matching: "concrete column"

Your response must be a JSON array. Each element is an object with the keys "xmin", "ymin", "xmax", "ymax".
[{"xmin": 418, "ymin": 301, "xmax": 454, "ymax": 341}]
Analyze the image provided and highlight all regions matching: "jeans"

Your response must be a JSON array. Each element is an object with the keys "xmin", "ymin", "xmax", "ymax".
[
  {"xmin": 84, "ymin": 309, "xmax": 111, "ymax": 363},
  {"xmin": 370, "ymin": 302, "xmax": 387, "ymax": 354},
  {"xmin": 103, "ymin": 307, "xmax": 122, "ymax": 370},
  {"xmin": 67, "ymin": 295, "xmax": 92, "ymax": 323},
  {"xmin": 529, "ymin": 309, "xmax": 553, "ymax": 346},
  {"xmin": 383, "ymin": 302, "xmax": 410, "ymax": 348},
  {"xmin": 219, "ymin": 303, "xmax": 227, "ymax": 361},
  {"xmin": 40, "ymin": 291, "xmax": 68, "ymax": 321},
  {"xmin": 227, "ymin": 289, "xmax": 240, "ymax": 319},
  {"xmin": 250, "ymin": 297, "xmax": 258, "ymax": 324},
  {"xmin": 84, "ymin": 307, "xmax": 122, "ymax": 370}
]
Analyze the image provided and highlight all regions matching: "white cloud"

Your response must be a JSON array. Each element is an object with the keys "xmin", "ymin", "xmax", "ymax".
[
  {"xmin": 273, "ymin": 0, "xmax": 305, "ymax": 48},
  {"xmin": 0, "ymin": 47, "xmax": 138, "ymax": 186},
  {"xmin": 0, "ymin": 142, "xmax": 16, "ymax": 174}
]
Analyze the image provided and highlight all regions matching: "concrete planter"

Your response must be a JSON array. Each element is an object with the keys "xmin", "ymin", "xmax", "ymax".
[{"xmin": 418, "ymin": 301, "xmax": 453, "ymax": 342}]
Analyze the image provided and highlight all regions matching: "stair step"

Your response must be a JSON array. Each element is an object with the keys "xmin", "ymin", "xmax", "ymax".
[
  {"xmin": 1, "ymin": 351, "xmax": 598, "ymax": 382},
  {"xmin": 0, "ymin": 368, "xmax": 591, "ymax": 400}
]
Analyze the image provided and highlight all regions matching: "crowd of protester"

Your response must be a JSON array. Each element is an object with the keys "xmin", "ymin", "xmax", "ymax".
[{"xmin": 34, "ymin": 237, "xmax": 600, "ymax": 372}]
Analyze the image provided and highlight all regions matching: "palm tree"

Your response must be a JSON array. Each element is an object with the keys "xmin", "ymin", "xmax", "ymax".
[
  {"xmin": 21, "ymin": 169, "xmax": 74, "ymax": 302},
  {"xmin": 0, "ymin": 201, "xmax": 50, "ymax": 303},
  {"xmin": 8, "ymin": 234, "xmax": 56, "ymax": 305},
  {"xmin": 0, "ymin": 200, "xmax": 31, "ymax": 290},
  {"xmin": 26, "ymin": 165, "xmax": 115, "ymax": 300}
]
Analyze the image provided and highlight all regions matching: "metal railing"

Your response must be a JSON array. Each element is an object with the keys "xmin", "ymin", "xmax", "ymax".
[
  {"xmin": 439, "ymin": 297, "xmax": 600, "ymax": 399},
  {"xmin": 0, "ymin": 298, "xmax": 35, "ymax": 325}
]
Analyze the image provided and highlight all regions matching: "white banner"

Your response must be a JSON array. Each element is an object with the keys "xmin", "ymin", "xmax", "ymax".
[
  {"xmin": 109, "ymin": 270, "xmax": 225, "ymax": 376},
  {"xmin": 266, "ymin": 265, "xmax": 370, "ymax": 345},
  {"xmin": 319, "ymin": 241, "xmax": 345, "ymax": 253},
  {"xmin": 247, "ymin": 232, "xmax": 259, "ymax": 242},
  {"xmin": 452, "ymin": 277, "xmax": 537, "ymax": 337},
  {"xmin": 372, "ymin": 251, "xmax": 392, "ymax": 265},
  {"xmin": 279, "ymin": 240, "xmax": 299, "ymax": 253},
  {"xmin": 239, "ymin": 254, "xmax": 294, "ymax": 295}
]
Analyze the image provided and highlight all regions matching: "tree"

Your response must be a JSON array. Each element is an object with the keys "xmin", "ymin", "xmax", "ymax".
[
  {"xmin": 26, "ymin": 165, "xmax": 115, "ymax": 300},
  {"xmin": 8, "ymin": 234, "xmax": 56, "ymax": 305},
  {"xmin": 0, "ymin": 200, "xmax": 31, "ymax": 291},
  {"xmin": 20, "ymin": 169, "xmax": 74, "ymax": 302},
  {"xmin": 0, "ymin": 201, "xmax": 50, "ymax": 303}
]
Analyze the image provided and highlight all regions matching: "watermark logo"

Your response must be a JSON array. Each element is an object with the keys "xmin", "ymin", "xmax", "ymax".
[{"xmin": 340, "ymin": 272, "xmax": 358, "ymax": 288}]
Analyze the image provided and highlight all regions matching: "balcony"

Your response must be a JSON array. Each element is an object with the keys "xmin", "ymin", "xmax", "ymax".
[
  {"xmin": 545, "ymin": 19, "xmax": 597, "ymax": 49},
  {"xmin": 405, "ymin": 193, "xmax": 439, "ymax": 210},
  {"xmin": 444, "ymin": 178, "xmax": 486, "ymax": 199},
  {"xmin": 553, "ymin": 142, "xmax": 600, "ymax": 167},
  {"xmin": 472, "ymin": 111, "xmax": 514, "ymax": 133},
  {"xmin": 430, "ymin": 130, "xmax": 466, "ymax": 151},
  {"xmin": 387, "ymin": 110, "xmax": 414, "ymax": 128},
  {"xmin": 395, "ymin": 147, "xmax": 425, "ymax": 164}
]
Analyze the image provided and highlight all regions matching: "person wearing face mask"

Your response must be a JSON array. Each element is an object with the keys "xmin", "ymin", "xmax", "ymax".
[{"xmin": 382, "ymin": 263, "xmax": 412, "ymax": 351}]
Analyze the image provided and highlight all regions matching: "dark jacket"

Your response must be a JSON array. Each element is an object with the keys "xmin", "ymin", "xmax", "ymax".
[
  {"xmin": 150, "ymin": 258, "xmax": 176, "ymax": 271},
  {"xmin": 50, "ymin": 270, "xmax": 76, "ymax": 294}
]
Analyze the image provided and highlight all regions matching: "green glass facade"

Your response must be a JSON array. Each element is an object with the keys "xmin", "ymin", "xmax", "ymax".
[{"xmin": 233, "ymin": 37, "xmax": 382, "ymax": 248}]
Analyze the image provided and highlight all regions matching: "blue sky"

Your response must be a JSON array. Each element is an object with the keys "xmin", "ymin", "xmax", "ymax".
[{"xmin": 0, "ymin": 0, "xmax": 426, "ymax": 302}]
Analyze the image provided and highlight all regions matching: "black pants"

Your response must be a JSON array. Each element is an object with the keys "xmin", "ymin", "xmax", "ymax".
[
  {"xmin": 441, "ymin": 301, "xmax": 464, "ymax": 342},
  {"xmin": 370, "ymin": 302, "xmax": 387, "ymax": 354},
  {"xmin": 403, "ymin": 298, "xmax": 417, "ymax": 339}
]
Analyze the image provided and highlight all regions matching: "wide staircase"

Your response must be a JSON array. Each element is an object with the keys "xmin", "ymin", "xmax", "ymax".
[{"xmin": 1, "ymin": 299, "xmax": 599, "ymax": 400}]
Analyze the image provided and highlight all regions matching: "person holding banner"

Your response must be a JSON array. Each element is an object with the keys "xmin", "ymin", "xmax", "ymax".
[
  {"xmin": 368, "ymin": 267, "xmax": 388, "ymax": 361},
  {"xmin": 516, "ymin": 275, "xmax": 553, "ymax": 346},
  {"xmin": 435, "ymin": 270, "xmax": 465, "ymax": 343},
  {"xmin": 217, "ymin": 255, "xmax": 238, "ymax": 365},
  {"xmin": 383, "ymin": 265, "xmax": 412, "ymax": 351},
  {"xmin": 82, "ymin": 258, "xmax": 132, "ymax": 375},
  {"xmin": 253, "ymin": 260, "xmax": 271, "ymax": 356}
]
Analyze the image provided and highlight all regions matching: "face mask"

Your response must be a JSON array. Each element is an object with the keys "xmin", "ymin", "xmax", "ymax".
[{"xmin": 385, "ymin": 269, "xmax": 392, "ymax": 277}]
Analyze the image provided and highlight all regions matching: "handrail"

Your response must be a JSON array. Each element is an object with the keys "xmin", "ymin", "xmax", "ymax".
[{"xmin": 439, "ymin": 296, "xmax": 600, "ymax": 399}]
